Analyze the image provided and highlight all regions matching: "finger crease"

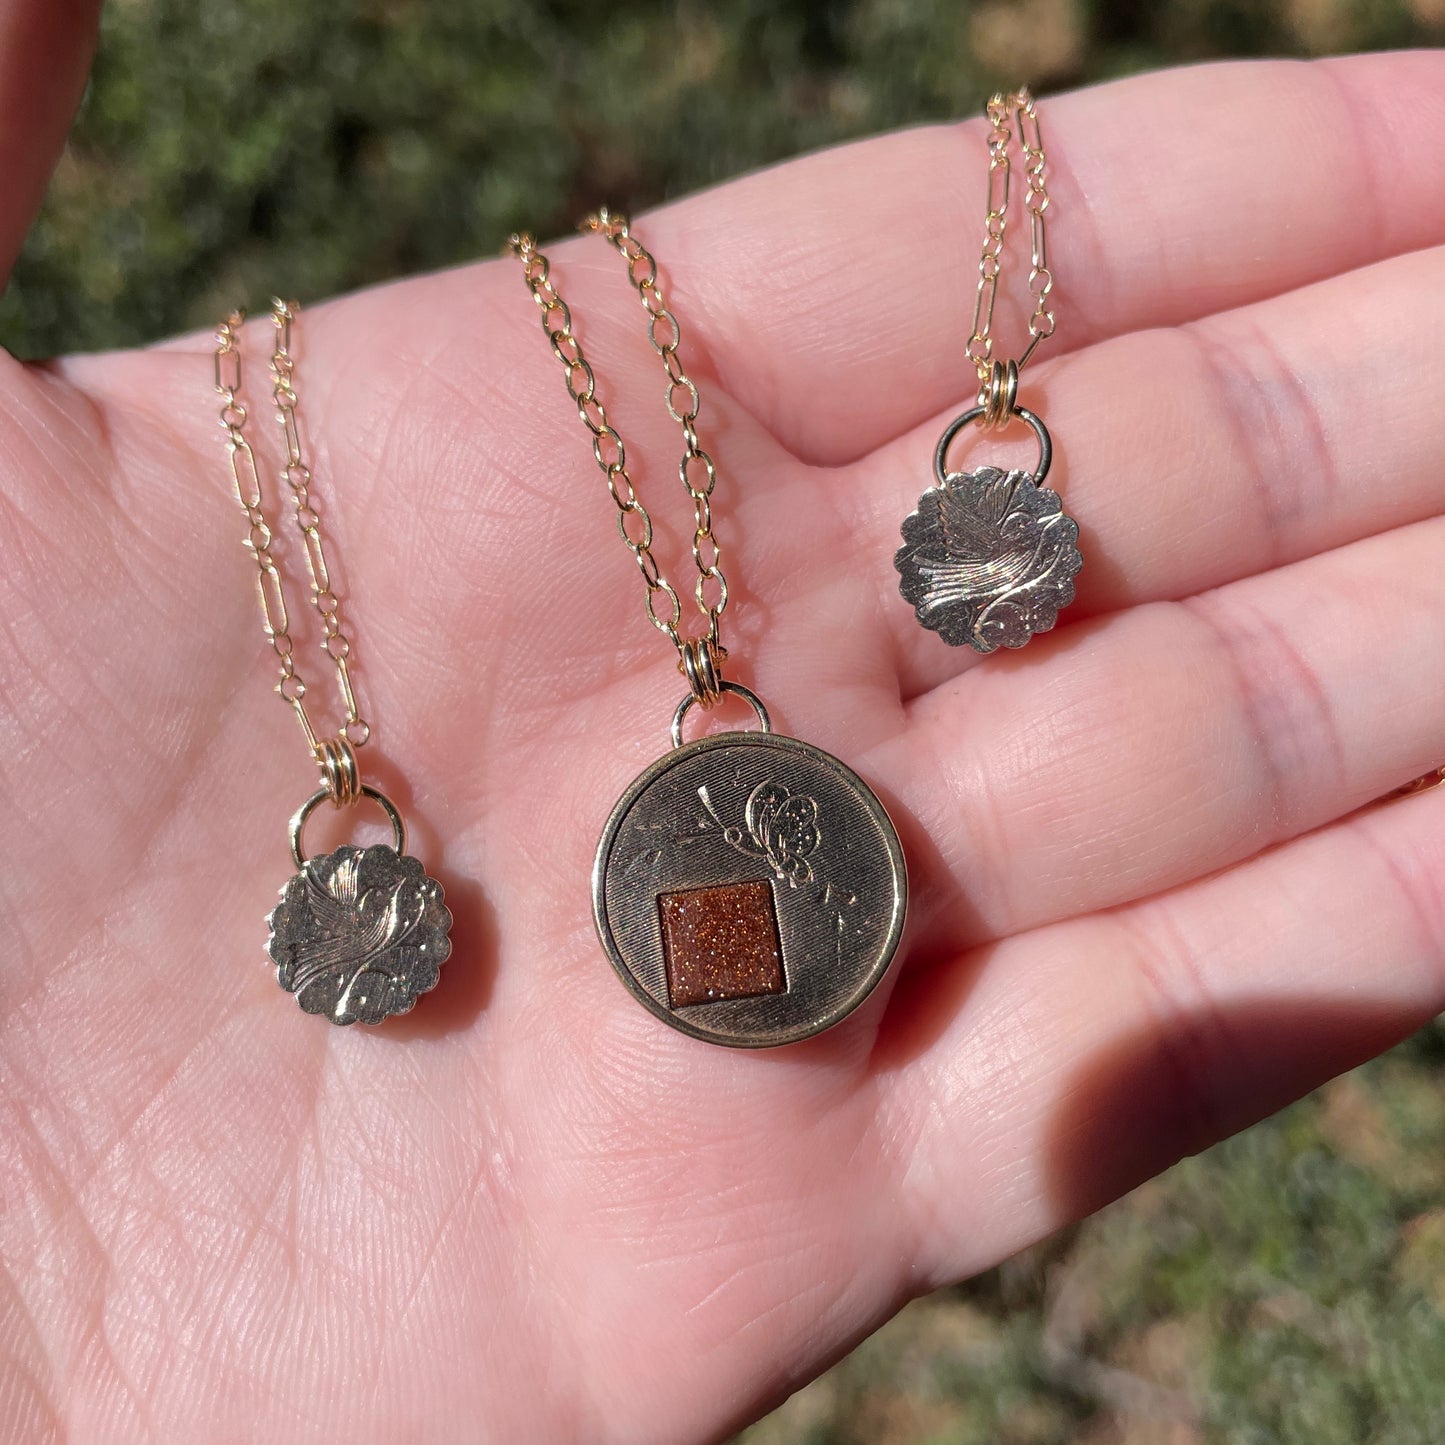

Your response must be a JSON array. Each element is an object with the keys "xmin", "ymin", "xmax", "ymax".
[
  {"xmin": 1348, "ymin": 810, "xmax": 1445, "ymax": 993},
  {"xmin": 1180, "ymin": 590, "xmax": 1346, "ymax": 840},
  {"xmin": 1185, "ymin": 323, "xmax": 1292, "ymax": 571}
]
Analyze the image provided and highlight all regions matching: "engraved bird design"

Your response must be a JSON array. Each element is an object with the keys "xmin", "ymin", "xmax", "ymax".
[
  {"xmin": 895, "ymin": 465, "xmax": 1081, "ymax": 653},
  {"xmin": 282, "ymin": 852, "xmax": 426, "ymax": 1023}
]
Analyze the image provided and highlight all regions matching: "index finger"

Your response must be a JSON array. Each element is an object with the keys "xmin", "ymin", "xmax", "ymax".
[
  {"xmin": 0, "ymin": 0, "xmax": 101, "ymax": 292},
  {"xmin": 631, "ymin": 52, "xmax": 1445, "ymax": 466}
]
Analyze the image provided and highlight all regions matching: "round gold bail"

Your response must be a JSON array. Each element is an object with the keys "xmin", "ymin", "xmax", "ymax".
[
  {"xmin": 680, "ymin": 636, "xmax": 726, "ymax": 708},
  {"xmin": 317, "ymin": 735, "xmax": 362, "ymax": 807}
]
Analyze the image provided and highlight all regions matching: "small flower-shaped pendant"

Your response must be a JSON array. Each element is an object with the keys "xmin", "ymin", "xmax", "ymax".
[
  {"xmin": 267, "ymin": 844, "xmax": 452, "ymax": 1025},
  {"xmin": 895, "ymin": 464, "xmax": 1082, "ymax": 653}
]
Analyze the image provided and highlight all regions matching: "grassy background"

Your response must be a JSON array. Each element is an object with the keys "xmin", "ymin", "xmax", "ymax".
[
  {"xmin": 7, "ymin": 0, "xmax": 1445, "ymax": 356},
  {"xmin": 742, "ymin": 1029, "xmax": 1445, "ymax": 1444},
  {"xmin": 9, "ymin": 2, "xmax": 1445, "ymax": 1440}
]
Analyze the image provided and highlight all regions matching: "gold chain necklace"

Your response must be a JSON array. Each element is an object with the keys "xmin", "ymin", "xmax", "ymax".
[
  {"xmin": 510, "ymin": 214, "xmax": 907, "ymax": 1048},
  {"xmin": 895, "ymin": 88, "xmax": 1082, "ymax": 652},
  {"xmin": 214, "ymin": 301, "xmax": 452, "ymax": 1025}
]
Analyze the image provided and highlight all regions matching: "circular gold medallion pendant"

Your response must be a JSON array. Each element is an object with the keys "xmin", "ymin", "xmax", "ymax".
[{"xmin": 594, "ymin": 712, "xmax": 907, "ymax": 1048}]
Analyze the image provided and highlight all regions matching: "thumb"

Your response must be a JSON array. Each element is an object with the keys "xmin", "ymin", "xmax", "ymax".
[{"xmin": 0, "ymin": 0, "xmax": 100, "ymax": 289}]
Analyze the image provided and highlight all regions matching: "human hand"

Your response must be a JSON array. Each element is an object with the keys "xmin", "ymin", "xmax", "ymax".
[{"xmin": 3, "ymin": 22, "xmax": 1445, "ymax": 1440}]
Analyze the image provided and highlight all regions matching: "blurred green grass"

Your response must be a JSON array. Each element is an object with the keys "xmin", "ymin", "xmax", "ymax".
[
  {"xmin": 740, "ymin": 1025, "xmax": 1445, "ymax": 1443},
  {"xmin": 8, "ymin": 2, "xmax": 1445, "ymax": 1440},
  {"xmin": 6, "ymin": 0, "xmax": 1445, "ymax": 356}
]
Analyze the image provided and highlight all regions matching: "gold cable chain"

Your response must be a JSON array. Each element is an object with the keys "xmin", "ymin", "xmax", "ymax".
[
  {"xmin": 508, "ymin": 215, "xmax": 729, "ymax": 703},
  {"xmin": 965, "ymin": 88, "xmax": 1056, "ymax": 427},
  {"xmin": 214, "ymin": 301, "xmax": 369, "ymax": 801}
]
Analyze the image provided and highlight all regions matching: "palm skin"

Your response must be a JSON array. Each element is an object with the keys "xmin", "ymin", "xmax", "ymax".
[{"xmin": 4, "ymin": 38, "xmax": 1445, "ymax": 1443}]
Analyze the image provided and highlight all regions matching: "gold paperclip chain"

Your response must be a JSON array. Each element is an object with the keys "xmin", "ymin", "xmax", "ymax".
[
  {"xmin": 965, "ymin": 88, "xmax": 1056, "ymax": 428},
  {"xmin": 508, "ymin": 216, "xmax": 729, "ymax": 704},
  {"xmin": 215, "ymin": 301, "xmax": 369, "ymax": 802}
]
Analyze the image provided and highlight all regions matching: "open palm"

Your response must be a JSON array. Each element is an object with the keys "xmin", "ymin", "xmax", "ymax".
[{"xmin": 4, "ymin": 32, "xmax": 1445, "ymax": 1442}]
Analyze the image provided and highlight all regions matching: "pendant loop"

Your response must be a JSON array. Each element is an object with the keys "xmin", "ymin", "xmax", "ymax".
[
  {"xmin": 934, "ymin": 404, "xmax": 1052, "ymax": 487},
  {"xmin": 670, "ymin": 680, "xmax": 771, "ymax": 750},
  {"xmin": 289, "ymin": 784, "xmax": 407, "ymax": 869}
]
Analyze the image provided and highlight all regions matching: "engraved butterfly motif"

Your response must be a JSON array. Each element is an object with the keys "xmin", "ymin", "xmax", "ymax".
[
  {"xmin": 268, "ymin": 845, "xmax": 451, "ymax": 1025},
  {"xmin": 721, "ymin": 781, "xmax": 821, "ymax": 888}
]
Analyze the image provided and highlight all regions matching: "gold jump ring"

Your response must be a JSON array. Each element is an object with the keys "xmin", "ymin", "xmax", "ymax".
[
  {"xmin": 288, "ymin": 784, "xmax": 407, "ymax": 870},
  {"xmin": 934, "ymin": 403, "xmax": 1053, "ymax": 486},
  {"xmin": 670, "ymin": 680, "xmax": 771, "ymax": 750}
]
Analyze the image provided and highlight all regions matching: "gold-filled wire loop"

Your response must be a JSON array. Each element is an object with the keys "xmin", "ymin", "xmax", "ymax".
[
  {"xmin": 935, "ymin": 404, "xmax": 1053, "ymax": 487},
  {"xmin": 670, "ymin": 680, "xmax": 771, "ymax": 751},
  {"xmin": 316, "ymin": 735, "xmax": 361, "ymax": 807},
  {"xmin": 289, "ymin": 784, "xmax": 407, "ymax": 870},
  {"xmin": 978, "ymin": 359, "xmax": 1019, "ymax": 430},
  {"xmin": 679, "ymin": 635, "xmax": 726, "ymax": 708}
]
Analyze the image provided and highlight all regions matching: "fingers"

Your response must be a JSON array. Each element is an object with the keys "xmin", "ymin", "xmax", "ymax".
[
  {"xmin": 639, "ymin": 52, "xmax": 1445, "ymax": 466},
  {"xmin": 0, "ymin": 0, "xmax": 100, "ymax": 293},
  {"xmin": 125, "ymin": 59, "xmax": 1445, "ymax": 741},
  {"xmin": 879, "ymin": 783, "xmax": 1445, "ymax": 1287},
  {"xmin": 825, "ymin": 238, "xmax": 1445, "ymax": 702},
  {"xmin": 868, "ymin": 511, "xmax": 1445, "ymax": 959}
]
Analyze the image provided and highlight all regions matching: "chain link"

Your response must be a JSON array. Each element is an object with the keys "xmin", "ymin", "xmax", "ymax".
[
  {"xmin": 215, "ymin": 302, "xmax": 370, "ymax": 771},
  {"xmin": 508, "ymin": 217, "xmax": 729, "ymax": 690},
  {"xmin": 582, "ymin": 210, "xmax": 728, "ymax": 650},
  {"xmin": 965, "ymin": 88, "xmax": 1056, "ymax": 397}
]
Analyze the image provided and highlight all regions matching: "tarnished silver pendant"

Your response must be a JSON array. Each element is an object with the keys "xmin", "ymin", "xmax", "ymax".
[
  {"xmin": 896, "ymin": 405, "xmax": 1081, "ymax": 653},
  {"xmin": 267, "ymin": 786, "xmax": 452, "ymax": 1026},
  {"xmin": 593, "ymin": 686, "xmax": 907, "ymax": 1048}
]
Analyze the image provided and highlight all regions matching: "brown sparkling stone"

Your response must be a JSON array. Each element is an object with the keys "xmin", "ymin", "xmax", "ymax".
[{"xmin": 658, "ymin": 879, "xmax": 786, "ymax": 1009}]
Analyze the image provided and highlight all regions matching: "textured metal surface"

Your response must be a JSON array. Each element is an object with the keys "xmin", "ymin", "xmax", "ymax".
[
  {"xmin": 896, "ymin": 462, "xmax": 1081, "ymax": 653},
  {"xmin": 267, "ymin": 844, "xmax": 452, "ymax": 1026},
  {"xmin": 594, "ymin": 731, "xmax": 907, "ymax": 1048}
]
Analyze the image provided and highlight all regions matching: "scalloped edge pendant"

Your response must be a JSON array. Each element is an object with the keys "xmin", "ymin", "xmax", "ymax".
[
  {"xmin": 895, "ymin": 404, "xmax": 1081, "ymax": 653},
  {"xmin": 895, "ymin": 464, "xmax": 1082, "ymax": 653},
  {"xmin": 267, "ymin": 843, "xmax": 452, "ymax": 1026},
  {"xmin": 267, "ymin": 785, "xmax": 452, "ymax": 1026}
]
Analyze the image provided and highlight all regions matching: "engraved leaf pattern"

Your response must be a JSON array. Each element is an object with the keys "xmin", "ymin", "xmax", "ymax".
[
  {"xmin": 718, "ymin": 780, "xmax": 820, "ymax": 888},
  {"xmin": 267, "ymin": 845, "xmax": 452, "ymax": 1025},
  {"xmin": 895, "ymin": 465, "xmax": 1082, "ymax": 653}
]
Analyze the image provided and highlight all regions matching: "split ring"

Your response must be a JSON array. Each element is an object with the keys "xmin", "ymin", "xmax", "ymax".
[
  {"xmin": 679, "ymin": 635, "xmax": 725, "ymax": 707},
  {"xmin": 979, "ymin": 359, "xmax": 1019, "ymax": 429},
  {"xmin": 316, "ymin": 736, "xmax": 361, "ymax": 807}
]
